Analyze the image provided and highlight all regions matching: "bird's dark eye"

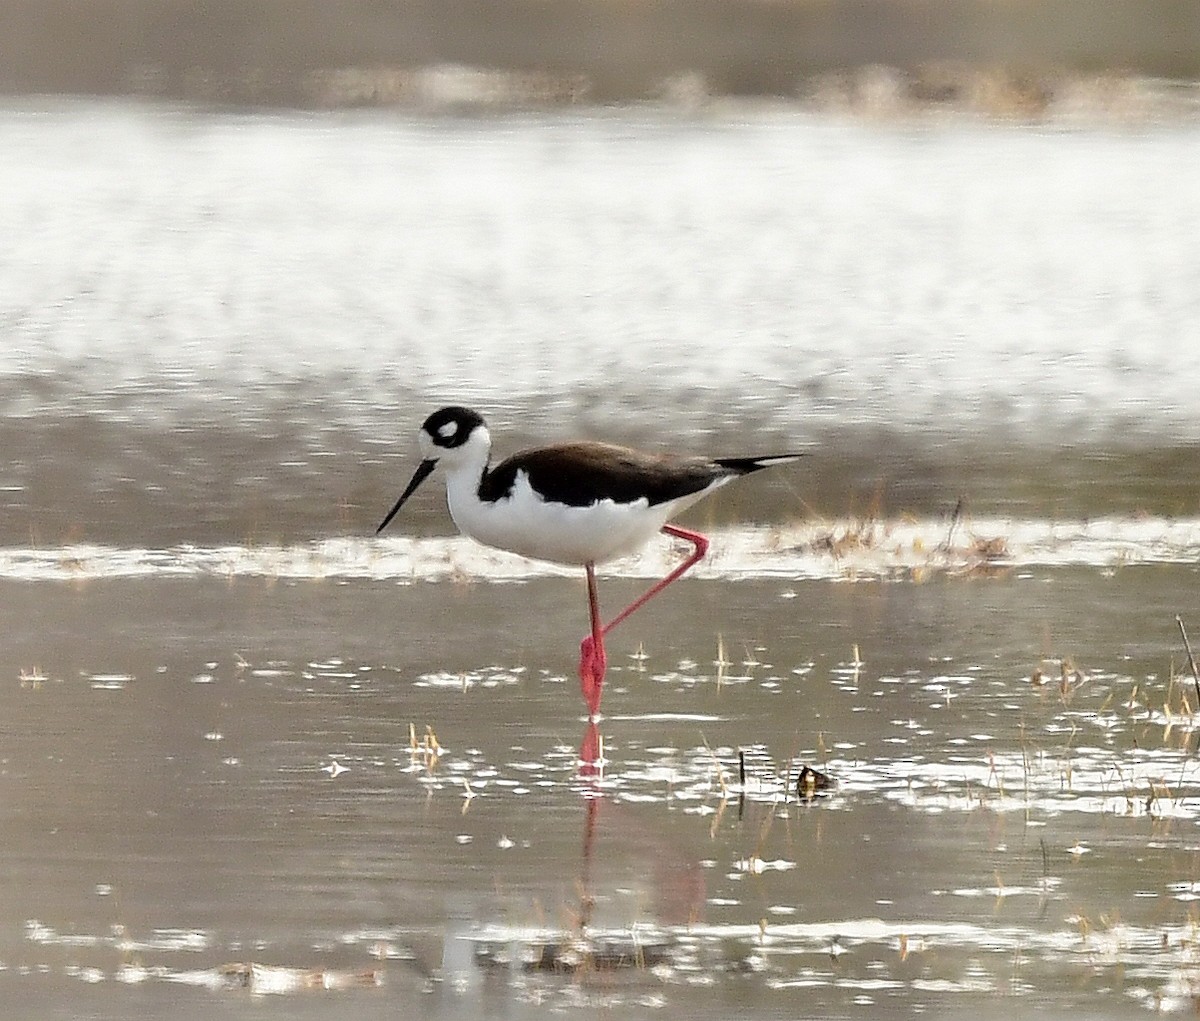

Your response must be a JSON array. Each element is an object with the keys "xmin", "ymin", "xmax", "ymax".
[{"xmin": 430, "ymin": 422, "xmax": 462, "ymax": 448}]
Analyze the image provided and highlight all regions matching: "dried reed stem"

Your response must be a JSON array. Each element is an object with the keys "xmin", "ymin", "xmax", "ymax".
[{"xmin": 1176, "ymin": 615, "xmax": 1200, "ymax": 708}]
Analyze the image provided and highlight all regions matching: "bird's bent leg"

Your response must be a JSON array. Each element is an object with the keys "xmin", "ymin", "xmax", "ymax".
[
  {"xmin": 579, "ymin": 562, "xmax": 607, "ymax": 715},
  {"xmin": 600, "ymin": 524, "xmax": 710, "ymax": 636}
]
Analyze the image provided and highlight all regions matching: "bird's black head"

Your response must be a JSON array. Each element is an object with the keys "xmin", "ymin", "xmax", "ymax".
[{"xmin": 421, "ymin": 406, "xmax": 487, "ymax": 450}]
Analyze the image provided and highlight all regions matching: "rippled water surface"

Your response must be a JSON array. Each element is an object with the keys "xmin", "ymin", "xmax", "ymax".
[{"xmin": 2, "ymin": 99, "xmax": 1200, "ymax": 1018}]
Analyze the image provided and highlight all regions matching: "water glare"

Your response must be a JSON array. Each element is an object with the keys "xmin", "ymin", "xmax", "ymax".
[{"xmin": 2, "ymin": 98, "xmax": 1199, "ymax": 1019}]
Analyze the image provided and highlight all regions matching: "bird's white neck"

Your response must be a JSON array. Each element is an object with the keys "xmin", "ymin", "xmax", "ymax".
[{"xmin": 440, "ymin": 425, "xmax": 492, "ymax": 509}]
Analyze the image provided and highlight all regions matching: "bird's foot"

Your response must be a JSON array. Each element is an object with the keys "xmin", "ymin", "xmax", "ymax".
[
  {"xmin": 579, "ymin": 634, "xmax": 607, "ymax": 716},
  {"xmin": 578, "ymin": 721, "xmax": 602, "ymax": 775}
]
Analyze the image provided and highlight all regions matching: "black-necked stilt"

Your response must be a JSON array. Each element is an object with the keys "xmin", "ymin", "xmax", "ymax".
[{"xmin": 376, "ymin": 406, "xmax": 803, "ymax": 716}]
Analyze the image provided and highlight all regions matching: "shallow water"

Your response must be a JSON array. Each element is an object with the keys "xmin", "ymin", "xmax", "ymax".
[
  {"xmin": 6, "ymin": 567, "xmax": 1200, "ymax": 1018},
  {"xmin": 2, "ymin": 99, "xmax": 1200, "ymax": 1018},
  {"xmin": 2, "ymin": 101, "xmax": 1200, "ymax": 547}
]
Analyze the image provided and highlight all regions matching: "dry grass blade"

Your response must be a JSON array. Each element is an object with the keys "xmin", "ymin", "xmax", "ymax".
[{"xmin": 1177, "ymin": 616, "xmax": 1200, "ymax": 709}]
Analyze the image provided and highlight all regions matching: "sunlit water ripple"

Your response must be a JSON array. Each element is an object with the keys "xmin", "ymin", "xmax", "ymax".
[
  {"xmin": 4, "ymin": 99, "xmax": 1200, "ymax": 1019},
  {"xmin": 2, "ymin": 515, "xmax": 1199, "ymax": 582}
]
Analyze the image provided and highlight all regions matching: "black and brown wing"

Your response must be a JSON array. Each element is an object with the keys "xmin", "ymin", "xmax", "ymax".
[{"xmin": 480, "ymin": 442, "xmax": 802, "ymax": 509}]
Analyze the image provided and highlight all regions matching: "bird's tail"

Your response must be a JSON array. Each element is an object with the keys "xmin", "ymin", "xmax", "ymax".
[{"xmin": 714, "ymin": 453, "xmax": 806, "ymax": 475}]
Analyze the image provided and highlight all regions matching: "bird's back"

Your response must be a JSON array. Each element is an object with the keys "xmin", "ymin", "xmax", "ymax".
[{"xmin": 480, "ymin": 442, "xmax": 732, "ymax": 509}]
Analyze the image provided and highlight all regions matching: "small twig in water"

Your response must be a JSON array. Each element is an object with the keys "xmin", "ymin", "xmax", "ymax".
[
  {"xmin": 941, "ymin": 497, "xmax": 965, "ymax": 552},
  {"xmin": 700, "ymin": 733, "xmax": 729, "ymax": 797},
  {"xmin": 737, "ymin": 749, "xmax": 747, "ymax": 820},
  {"xmin": 1177, "ymin": 615, "xmax": 1200, "ymax": 710}
]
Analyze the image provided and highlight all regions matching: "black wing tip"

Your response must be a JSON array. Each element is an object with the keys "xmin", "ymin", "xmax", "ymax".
[{"xmin": 715, "ymin": 453, "xmax": 807, "ymax": 475}]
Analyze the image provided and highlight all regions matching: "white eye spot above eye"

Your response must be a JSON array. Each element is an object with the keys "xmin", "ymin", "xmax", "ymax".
[{"xmin": 437, "ymin": 422, "xmax": 458, "ymax": 439}]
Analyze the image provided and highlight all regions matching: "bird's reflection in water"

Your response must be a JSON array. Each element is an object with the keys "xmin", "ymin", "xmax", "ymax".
[{"xmin": 439, "ymin": 719, "xmax": 705, "ymax": 993}]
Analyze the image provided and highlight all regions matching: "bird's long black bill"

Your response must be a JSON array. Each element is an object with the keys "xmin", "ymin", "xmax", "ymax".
[{"xmin": 376, "ymin": 458, "xmax": 437, "ymax": 534}]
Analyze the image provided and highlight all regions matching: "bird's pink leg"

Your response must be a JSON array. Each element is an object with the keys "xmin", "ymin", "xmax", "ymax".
[
  {"xmin": 601, "ymin": 524, "xmax": 709, "ymax": 634},
  {"xmin": 579, "ymin": 563, "xmax": 607, "ymax": 716},
  {"xmin": 578, "ymin": 525, "xmax": 710, "ymax": 715}
]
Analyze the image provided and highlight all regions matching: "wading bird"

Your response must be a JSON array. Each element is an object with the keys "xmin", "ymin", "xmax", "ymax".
[{"xmin": 377, "ymin": 406, "xmax": 802, "ymax": 717}]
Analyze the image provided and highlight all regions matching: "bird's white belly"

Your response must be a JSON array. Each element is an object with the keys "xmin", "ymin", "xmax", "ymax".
[{"xmin": 446, "ymin": 472, "xmax": 684, "ymax": 566}]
